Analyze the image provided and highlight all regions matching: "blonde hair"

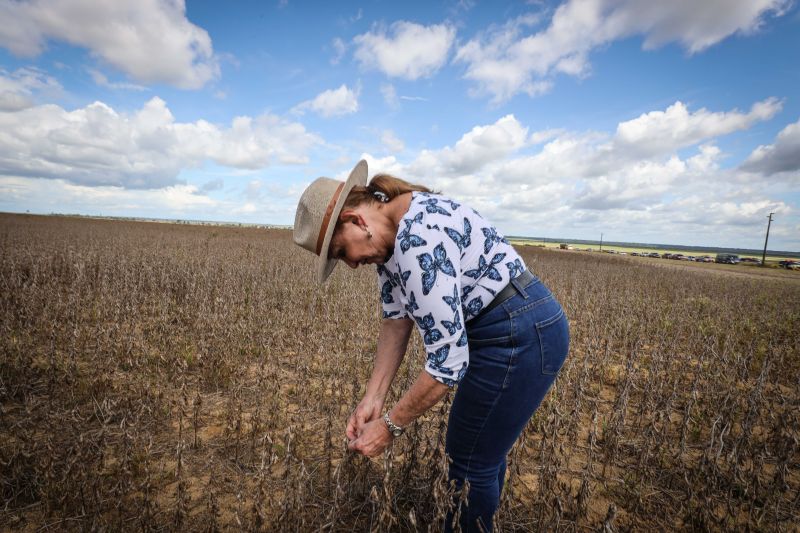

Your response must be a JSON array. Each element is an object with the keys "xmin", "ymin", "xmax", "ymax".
[{"xmin": 341, "ymin": 174, "xmax": 434, "ymax": 211}]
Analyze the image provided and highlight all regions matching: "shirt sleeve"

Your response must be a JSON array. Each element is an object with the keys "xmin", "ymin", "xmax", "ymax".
[
  {"xmin": 395, "ymin": 225, "xmax": 469, "ymax": 387},
  {"xmin": 376, "ymin": 265, "xmax": 407, "ymax": 320}
]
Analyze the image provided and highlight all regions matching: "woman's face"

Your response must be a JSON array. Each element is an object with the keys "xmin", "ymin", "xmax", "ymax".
[{"xmin": 329, "ymin": 212, "xmax": 392, "ymax": 269}]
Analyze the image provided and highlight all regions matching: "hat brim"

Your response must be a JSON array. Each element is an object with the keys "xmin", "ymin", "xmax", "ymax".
[{"xmin": 317, "ymin": 159, "xmax": 368, "ymax": 282}]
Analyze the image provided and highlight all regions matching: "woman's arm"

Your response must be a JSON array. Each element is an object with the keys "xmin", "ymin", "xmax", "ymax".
[
  {"xmin": 347, "ymin": 370, "xmax": 449, "ymax": 457},
  {"xmin": 388, "ymin": 371, "xmax": 449, "ymax": 427},
  {"xmin": 346, "ymin": 317, "xmax": 414, "ymax": 440}
]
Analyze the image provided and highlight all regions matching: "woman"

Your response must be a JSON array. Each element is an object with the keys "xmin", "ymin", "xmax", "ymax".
[{"xmin": 293, "ymin": 160, "xmax": 569, "ymax": 532}]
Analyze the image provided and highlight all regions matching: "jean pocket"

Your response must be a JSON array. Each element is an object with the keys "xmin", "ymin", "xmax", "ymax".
[
  {"xmin": 536, "ymin": 308, "xmax": 569, "ymax": 376},
  {"xmin": 467, "ymin": 334, "xmax": 512, "ymax": 347}
]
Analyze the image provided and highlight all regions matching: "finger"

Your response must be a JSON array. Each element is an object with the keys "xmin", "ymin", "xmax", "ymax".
[
  {"xmin": 346, "ymin": 418, "xmax": 357, "ymax": 440},
  {"xmin": 347, "ymin": 438, "xmax": 358, "ymax": 452}
]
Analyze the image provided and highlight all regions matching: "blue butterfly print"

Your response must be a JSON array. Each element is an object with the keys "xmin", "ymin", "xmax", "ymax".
[
  {"xmin": 442, "ymin": 285, "xmax": 460, "ymax": 312},
  {"xmin": 428, "ymin": 345, "xmax": 455, "ymax": 376},
  {"xmin": 444, "ymin": 217, "xmax": 471, "ymax": 254},
  {"xmin": 405, "ymin": 291, "xmax": 419, "ymax": 314},
  {"xmin": 457, "ymin": 330, "xmax": 467, "ymax": 347},
  {"xmin": 398, "ymin": 212, "xmax": 426, "ymax": 253},
  {"xmin": 417, "ymin": 243, "xmax": 457, "ymax": 295},
  {"xmin": 426, "ymin": 224, "xmax": 441, "ymax": 230},
  {"xmin": 461, "ymin": 284, "xmax": 475, "ymax": 301},
  {"xmin": 441, "ymin": 311, "xmax": 462, "ymax": 336},
  {"xmin": 441, "ymin": 198, "xmax": 461, "ymax": 210},
  {"xmin": 376, "ymin": 264, "xmax": 389, "ymax": 277},
  {"xmin": 420, "ymin": 198, "xmax": 452, "ymax": 217},
  {"xmin": 466, "ymin": 296, "xmax": 484, "ymax": 317},
  {"xmin": 481, "ymin": 227, "xmax": 508, "ymax": 254},
  {"xmin": 383, "ymin": 310, "xmax": 401, "ymax": 319},
  {"xmin": 507, "ymin": 258, "xmax": 524, "ymax": 279},
  {"xmin": 485, "ymin": 253, "xmax": 506, "ymax": 281},
  {"xmin": 426, "ymin": 344, "xmax": 450, "ymax": 365},
  {"xmin": 391, "ymin": 269, "xmax": 411, "ymax": 288},
  {"xmin": 399, "ymin": 228, "xmax": 426, "ymax": 253},
  {"xmin": 381, "ymin": 279, "xmax": 395, "ymax": 304},
  {"xmin": 439, "ymin": 363, "xmax": 467, "ymax": 386},
  {"xmin": 409, "ymin": 211, "xmax": 425, "ymax": 226},
  {"xmin": 456, "ymin": 362, "xmax": 467, "ymax": 381},
  {"xmin": 465, "ymin": 252, "xmax": 506, "ymax": 281},
  {"xmin": 431, "ymin": 364, "xmax": 454, "ymax": 377},
  {"xmin": 414, "ymin": 313, "xmax": 444, "ymax": 345}
]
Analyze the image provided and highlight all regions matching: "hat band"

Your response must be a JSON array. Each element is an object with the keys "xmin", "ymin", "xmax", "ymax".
[{"xmin": 315, "ymin": 181, "xmax": 345, "ymax": 256}]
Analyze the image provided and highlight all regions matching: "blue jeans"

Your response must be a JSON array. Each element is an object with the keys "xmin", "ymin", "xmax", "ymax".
[{"xmin": 445, "ymin": 274, "xmax": 569, "ymax": 532}]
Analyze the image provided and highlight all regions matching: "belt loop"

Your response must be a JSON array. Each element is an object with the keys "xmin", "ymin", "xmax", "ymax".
[{"xmin": 510, "ymin": 276, "xmax": 529, "ymax": 299}]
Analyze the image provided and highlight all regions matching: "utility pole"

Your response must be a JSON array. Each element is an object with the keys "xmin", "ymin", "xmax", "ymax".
[
  {"xmin": 599, "ymin": 232, "xmax": 603, "ymax": 252},
  {"xmin": 761, "ymin": 213, "xmax": 774, "ymax": 266}
]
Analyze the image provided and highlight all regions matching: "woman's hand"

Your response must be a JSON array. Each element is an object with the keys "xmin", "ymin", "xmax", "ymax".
[
  {"xmin": 346, "ymin": 396, "xmax": 383, "ymax": 441},
  {"xmin": 347, "ymin": 418, "xmax": 392, "ymax": 457}
]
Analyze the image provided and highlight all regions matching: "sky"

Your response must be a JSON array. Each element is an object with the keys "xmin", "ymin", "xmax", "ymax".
[{"xmin": 0, "ymin": 0, "xmax": 799, "ymax": 251}]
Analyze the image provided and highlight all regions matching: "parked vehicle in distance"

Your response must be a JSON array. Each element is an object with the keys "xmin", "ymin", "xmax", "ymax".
[
  {"xmin": 716, "ymin": 253, "xmax": 741, "ymax": 264},
  {"xmin": 739, "ymin": 257, "xmax": 761, "ymax": 265},
  {"xmin": 673, "ymin": 254, "xmax": 686, "ymax": 260},
  {"xmin": 779, "ymin": 260, "xmax": 800, "ymax": 269},
  {"xmin": 648, "ymin": 252, "xmax": 661, "ymax": 258},
  {"xmin": 663, "ymin": 253, "xmax": 674, "ymax": 259},
  {"xmin": 697, "ymin": 256, "xmax": 714, "ymax": 263}
]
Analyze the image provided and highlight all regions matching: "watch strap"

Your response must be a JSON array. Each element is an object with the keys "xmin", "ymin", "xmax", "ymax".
[{"xmin": 383, "ymin": 412, "xmax": 404, "ymax": 436}]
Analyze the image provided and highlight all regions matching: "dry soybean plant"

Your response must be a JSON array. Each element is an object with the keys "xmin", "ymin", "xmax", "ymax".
[{"xmin": 1, "ymin": 213, "xmax": 798, "ymax": 531}]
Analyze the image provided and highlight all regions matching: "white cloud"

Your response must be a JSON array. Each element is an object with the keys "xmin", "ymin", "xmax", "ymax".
[
  {"xmin": 613, "ymin": 99, "xmax": 782, "ymax": 158},
  {"xmin": 381, "ymin": 83, "xmax": 399, "ymax": 109},
  {"xmin": 381, "ymin": 130, "xmax": 405, "ymax": 153},
  {"xmin": 0, "ymin": 0, "xmax": 219, "ymax": 89},
  {"xmin": 88, "ymin": 69, "xmax": 147, "ymax": 91},
  {"xmin": 455, "ymin": 0, "xmax": 790, "ymax": 101},
  {"xmin": 703, "ymin": 199, "xmax": 791, "ymax": 226},
  {"xmin": 741, "ymin": 117, "xmax": 800, "ymax": 177},
  {"xmin": 353, "ymin": 21, "xmax": 456, "ymax": 80},
  {"xmin": 573, "ymin": 156, "xmax": 688, "ymax": 209},
  {"xmin": 359, "ymin": 154, "xmax": 405, "ymax": 179},
  {"xmin": 0, "ymin": 176, "xmax": 217, "ymax": 213},
  {"xmin": 293, "ymin": 84, "xmax": 359, "ymax": 118},
  {"xmin": 0, "ymin": 96, "xmax": 320, "ymax": 189},
  {"xmin": 330, "ymin": 37, "xmax": 347, "ymax": 65},
  {"xmin": 407, "ymin": 114, "xmax": 529, "ymax": 177},
  {"xmin": 200, "ymin": 178, "xmax": 224, "ymax": 192},
  {"xmin": 0, "ymin": 66, "xmax": 62, "ymax": 111}
]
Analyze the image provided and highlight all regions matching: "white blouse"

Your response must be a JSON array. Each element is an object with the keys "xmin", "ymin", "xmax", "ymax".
[{"xmin": 377, "ymin": 192, "xmax": 527, "ymax": 387}]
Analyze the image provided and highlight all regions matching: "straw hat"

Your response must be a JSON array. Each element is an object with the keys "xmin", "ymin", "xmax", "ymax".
[{"xmin": 293, "ymin": 160, "xmax": 368, "ymax": 282}]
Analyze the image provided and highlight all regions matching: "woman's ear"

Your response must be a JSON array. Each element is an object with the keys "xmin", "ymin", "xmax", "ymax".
[{"xmin": 339, "ymin": 209, "xmax": 366, "ymax": 228}]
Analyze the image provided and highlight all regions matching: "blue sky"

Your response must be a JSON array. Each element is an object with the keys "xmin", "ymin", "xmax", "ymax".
[{"xmin": 0, "ymin": 0, "xmax": 798, "ymax": 250}]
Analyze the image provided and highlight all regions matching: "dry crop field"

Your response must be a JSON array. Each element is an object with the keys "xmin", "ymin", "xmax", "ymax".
[{"xmin": 1, "ymin": 213, "xmax": 798, "ymax": 532}]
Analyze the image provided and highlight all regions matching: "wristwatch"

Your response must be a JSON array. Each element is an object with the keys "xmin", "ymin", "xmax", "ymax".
[{"xmin": 383, "ymin": 412, "xmax": 404, "ymax": 437}]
